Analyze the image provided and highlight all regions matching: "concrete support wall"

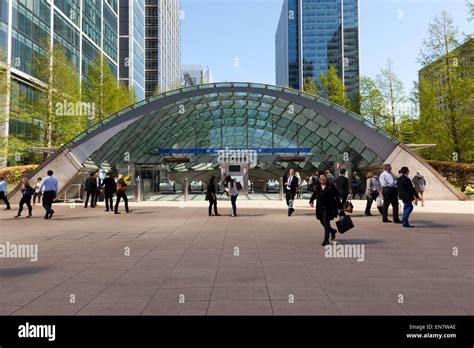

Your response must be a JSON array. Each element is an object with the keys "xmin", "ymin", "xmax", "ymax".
[
  {"xmin": 386, "ymin": 145, "xmax": 466, "ymax": 200},
  {"xmin": 8, "ymin": 148, "xmax": 83, "ymax": 204}
]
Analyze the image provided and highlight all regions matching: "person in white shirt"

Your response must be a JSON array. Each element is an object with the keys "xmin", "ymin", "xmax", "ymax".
[
  {"xmin": 379, "ymin": 164, "xmax": 401, "ymax": 223},
  {"xmin": 39, "ymin": 170, "xmax": 58, "ymax": 219}
]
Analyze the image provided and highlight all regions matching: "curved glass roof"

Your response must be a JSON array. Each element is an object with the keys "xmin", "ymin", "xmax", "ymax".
[{"xmin": 66, "ymin": 82, "xmax": 399, "ymax": 171}]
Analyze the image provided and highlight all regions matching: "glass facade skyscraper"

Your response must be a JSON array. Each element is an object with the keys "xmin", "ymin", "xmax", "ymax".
[
  {"xmin": 276, "ymin": 0, "xmax": 360, "ymax": 101},
  {"xmin": 145, "ymin": 0, "xmax": 181, "ymax": 97},
  {"xmin": 0, "ymin": 0, "xmax": 120, "ymax": 166},
  {"xmin": 119, "ymin": 0, "xmax": 146, "ymax": 100}
]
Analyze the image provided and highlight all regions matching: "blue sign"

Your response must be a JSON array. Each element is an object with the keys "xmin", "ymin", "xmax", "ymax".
[{"xmin": 158, "ymin": 148, "xmax": 311, "ymax": 154}]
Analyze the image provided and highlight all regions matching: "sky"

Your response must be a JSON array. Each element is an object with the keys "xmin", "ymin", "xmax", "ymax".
[{"xmin": 181, "ymin": 0, "xmax": 473, "ymax": 92}]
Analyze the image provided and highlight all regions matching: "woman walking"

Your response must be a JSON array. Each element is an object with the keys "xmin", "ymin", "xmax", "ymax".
[
  {"xmin": 32, "ymin": 177, "xmax": 42, "ymax": 206},
  {"xmin": 206, "ymin": 176, "xmax": 220, "ymax": 216},
  {"xmin": 15, "ymin": 178, "xmax": 35, "ymax": 218},
  {"xmin": 310, "ymin": 173, "xmax": 342, "ymax": 246},
  {"xmin": 412, "ymin": 172, "xmax": 426, "ymax": 206},
  {"xmin": 224, "ymin": 175, "xmax": 239, "ymax": 217},
  {"xmin": 364, "ymin": 171, "xmax": 382, "ymax": 216}
]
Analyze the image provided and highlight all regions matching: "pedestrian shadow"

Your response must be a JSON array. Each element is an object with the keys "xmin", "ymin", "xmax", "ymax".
[
  {"xmin": 410, "ymin": 220, "xmax": 451, "ymax": 229},
  {"xmin": 335, "ymin": 239, "xmax": 385, "ymax": 245},
  {"xmin": 0, "ymin": 266, "xmax": 49, "ymax": 278}
]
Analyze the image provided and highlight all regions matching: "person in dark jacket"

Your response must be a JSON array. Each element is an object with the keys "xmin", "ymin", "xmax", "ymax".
[
  {"xmin": 206, "ymin": 175, "xmax": 220, "ymax": 216},
  {"xmin": 14, "ymin": 178, "xmax": 35, "ymax": 218},
  {"xmin": 310, "ymin": 173, "xmax": 343, "ymax": 246},
  {"xmin": 101, "ymin": 172, "xmax": 116, "ymax": 212},
  {"xmin": 335, "ymin": 169, "xmax": 349, "ymax": 207},
  {"xmin": 84, "ymin": 172, "xmax": 97, "ymax": 208},
  {"xmin": 283, "ymin": 168, "xmax": 299, "ymax": 216},
  {"xmin": 397, "ymin": 167, "xmax": 419, "ymax": 228},
  {"xmin": 114, "ymin": 174, "xmax": 131, "ymax": 214}
]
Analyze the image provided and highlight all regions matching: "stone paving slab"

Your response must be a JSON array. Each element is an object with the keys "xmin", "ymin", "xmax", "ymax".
[{"xmin": 0, "ymin": 201, "xmax": 472, "ymax": 315}]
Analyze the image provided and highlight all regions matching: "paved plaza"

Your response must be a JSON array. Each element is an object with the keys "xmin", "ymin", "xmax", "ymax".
[{"xmin": 0, "ymin": 199, "xmax": 472, "ymax": 315}]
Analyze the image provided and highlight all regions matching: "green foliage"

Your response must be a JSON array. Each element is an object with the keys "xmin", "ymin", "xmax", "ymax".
[
  {"xmin": 24, "ymin": 44, "xmax": 84, "ymax": 149},
  {"xmin": 319, "ymin": 65, "xmax": 353, "ymax": 111},
  {"xmin": 359, "ymin": 76, "xmax": 389, "ymax": 127},
  {"xmin": 418, "ymin": 11, "xmax": 473, "ymax": 163},
  {"xmin": 0, "ymin": 165, "xmax": 38, "ymax": 190},
  {"xmin": 469, "ymin": 1, "xmax": 474, "ymax": 21},
  {"xmin": 376, "ymin": 58, "xmax": 406, "ymax": 138},
  {"xmin": 303, "ymin": 76, "xmax": 319, "ymax": 97},
  {"xmin": 427, "ymin": 160, "xmax": 474, "ymax": 186},
  {"xmin": 82, "ymin": 54, "xmax": 136, "ymax": 125}
]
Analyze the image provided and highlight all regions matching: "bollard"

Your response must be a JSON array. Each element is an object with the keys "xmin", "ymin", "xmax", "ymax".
[
  {"xmin": 279, "ymin": 177, "xmax": 284, "ymax": 201},
  {"xmin": 184, "ymin": 178, "xmax": 189, "ymax": 202}
]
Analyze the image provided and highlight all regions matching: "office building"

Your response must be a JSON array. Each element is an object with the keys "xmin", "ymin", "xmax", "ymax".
[
  {"xmin": 275, "ymin": 0, "xmax": 360, "ymax": 101},
  {"xmin": 145, "ymin": 0, "xmax": 181, "ymax": 97},
  {"xmin": 119, "ymin": 0, "xmax": 146, "ymax": 100},
  {"xmin": 181, "ymin": 64, "xmax": 213, "ymax": 86}
]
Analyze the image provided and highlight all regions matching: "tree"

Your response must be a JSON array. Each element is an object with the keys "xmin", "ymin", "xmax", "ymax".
[
  {"xmin": 468, "ymin": 1, "xmax": 474, "ymax": 21},
  {"xmin": 28, "ymin": 44, "xmax": 83, "ymax": 152},
  {"xmin": 376, "ymin": 58, "xmax": 406, "ymax": 138},
  {"xmin": 303, "ymin": 76, "xmax": 319, "ymax": 97},
  {"xmin": 359, "ymin": 76, "xmax": 388, "ymax": 127},
  {"xmin": 418, "ymin": 11, "xmax": 473, "ymax": 163},
  {"xmin": 320, "ymin": 65, "xmax": 353, "ymax": 111},
  {"xmin": 83, "ymin": 54, "xmax": 136, "ymax": 125}
]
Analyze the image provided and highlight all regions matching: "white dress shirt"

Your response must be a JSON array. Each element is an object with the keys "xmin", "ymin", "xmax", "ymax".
[{"xmin": 379, "ymin": 171, "xmax": 397, "ymax": 188}]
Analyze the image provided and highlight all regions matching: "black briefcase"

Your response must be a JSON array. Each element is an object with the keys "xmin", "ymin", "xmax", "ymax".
[{"xmin": 336, "ymin": 215, "xmax": 354, "ymax": 234}]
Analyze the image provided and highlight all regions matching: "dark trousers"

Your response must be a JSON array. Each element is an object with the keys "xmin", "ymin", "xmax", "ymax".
[
  {"xmin": 18, "ymin": 195, "xmax": 32, "ymax": 215},
  {"xmin": 230, "ymin": 195, "xmax": 238, "ymax": 215},
  {"xmin": 402, "ymin": 200, "xmax": 414, "ymax": 226},
  {"xmin": 286, "ymin": 190, "xmax": 295, "ymax": 213},
  {"xmin": 352, "ymin": 186, "xmax": 362, "ymax": 199},
  {"xmin": 382, "ymin": 187, "xmax": 400, "ymax": 221},
  {"xmin": 208, "ymin": 196, "xmax": 218, "ymax": 216},
  {"xmin": 115, "ymin": 191, "xmax": 129, "ymax": 213},
  {"xmin": 42, "ymin": 191, "xmax": 55, "ymax": 218},
  {"xmin": 33, "ymin": 192, "xmax": 42, "ymax": 204},
  {"xmin": 104, "ymin": 192, "xmax": 114, "ymax": 211},
  {"xmin": 365, "ymin": 191, "xmax": 380, "ymax": 214},
  {"xmin": 0, "ymin": 191, "xmax": 10, "ymax": 209},
  {"xmin": 340, "ymin": 194, "xmax": 348, "ymax": 208},
  {"xmin": 94, "ymin": 188, "xmax": 101, "ymax": 205},
  {"xmin": 84, "ymin": 191, "xmax": 96, "ymax": 207},
  {"xmin": 319, "ymin": 209, "xmax": 335, "ymax": 242}
]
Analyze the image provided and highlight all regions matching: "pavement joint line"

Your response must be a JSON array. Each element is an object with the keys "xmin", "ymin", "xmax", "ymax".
[
  {"xmin": 140, "ymin": 205, "xmax": 208, "ymax": 315},
  {"xmin": 206, "ymin": 201, "xmax": 234, "ymax": 315}
]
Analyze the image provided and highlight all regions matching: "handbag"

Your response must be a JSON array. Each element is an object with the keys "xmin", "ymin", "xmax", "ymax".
[
  {"xmin": 344, "ymin": 200, "xmax": 354, "ymax": 213},
  {"xmin": 336, "ymin": 214, "xmax": 354, "ymax": 234},
  {"xmin": 376, "ymin": 196, "xmax": 383, "ymax": 208}
]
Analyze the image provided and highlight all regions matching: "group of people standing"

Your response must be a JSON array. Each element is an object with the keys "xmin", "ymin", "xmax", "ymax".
[
  {"xmin": 206, "ymin": 175, "xmax": 240, "ymax": 217},
  {"xmin": 83, "ymin": 171, "xmax": 130, "ymax": 214},
  {"xmin": 282, "ymin": 164, "xmax": 427, "ymax": 245}
]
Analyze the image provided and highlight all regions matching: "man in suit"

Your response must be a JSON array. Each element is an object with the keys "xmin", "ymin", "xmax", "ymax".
[
  {"xmin": 284, "ymin": 168, "xmax": 299, "ymax": 216},
  {"xmin": 101, "ymin": 172, "xmax": 116, "ymax": 212},
  {"xmin": 335, "ymin": 169, "xmax": 349, "ymax": 207},
  {"xmin": 84, "ymin": 172, "xmax": 97, "ymax": 208},
  {"xmin": 379, "ymin": 163, "xmax": 402, "ymax": 223},
  {"xmin": 397, "ymin": 167, "xmax": 419, "ymax": 228},
  {"xmin": 93, "ymin": 170, "xmax": 102, "ymax": 207}
]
